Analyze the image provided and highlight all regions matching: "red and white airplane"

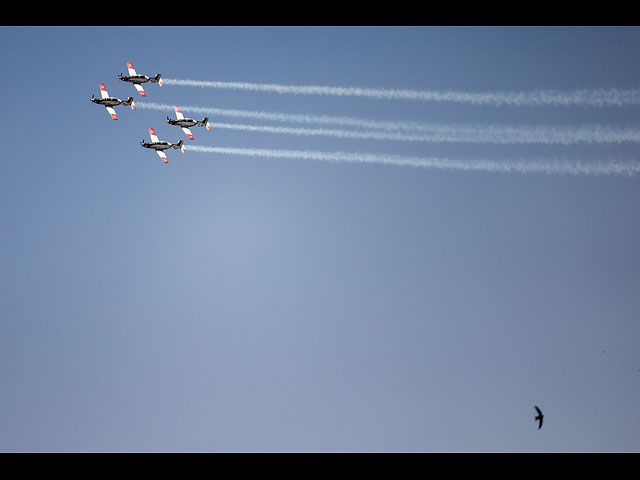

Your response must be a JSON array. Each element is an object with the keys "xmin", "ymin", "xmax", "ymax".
[
  {"xmin": 90, "ymin": 83, "xmax": 135, "ymax": 120},
  {"xmin": 140, "ymin": 128, "xmax": 185, "ymax": 164},
  {"xmin": 118, "ymin": 61, "xmax": 163, "ymax": 97},
  {"xmin": 166, "ymin": 105, "xmax": 212, "ymax": 140}
]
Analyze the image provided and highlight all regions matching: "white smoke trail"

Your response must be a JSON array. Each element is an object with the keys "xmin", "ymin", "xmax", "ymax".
[
  {"xmin": 213, "ymin": 122, "xmax": 436, "ymax": 142},
  {"xmin": 186, "ymin": 145, "xmax": 640, "ymax": 176},
  {"xmin": 162, "ymin": 79, "xmax": 640, "ymax": 107},
  {"xmin": 138, "ymin": 101, "xmax": 640, "ymax": 145},
  {"xmin": 211, "ymin": 122, "xmax": 640, "ymax": 145},
  {"xmin": 138, "ymin": 101, "xmax": 429, "ymax": 132}
]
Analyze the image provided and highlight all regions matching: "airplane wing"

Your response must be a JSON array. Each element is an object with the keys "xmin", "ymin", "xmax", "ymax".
[
  {"xmin": 181, "ymin": 126, "xmax": 194, "ymax": 140},
  {"xmin": 149, "ymin": 128, "xmax": 160, "ymax": 143},
  {"xmin": 126, "ymin": 61, "xmax": 137, "ymax": 76},
  {"xmin": 156, "ymin": 150, "xmax": 169, "ymax": 164},
  {"xmin": 134, "ymin": 84, "xmax": 146, "ymax": 97},
  {"xmin": 174, "ymin": 106, "xmax": 185, "ymax": 120},
  {"xmin": 99, "ymin": 83, "xmax": 109, "ymax": 99},
  {"xmin": 105, "ymin": 106, "xmax": 118, "ymax": 120}
]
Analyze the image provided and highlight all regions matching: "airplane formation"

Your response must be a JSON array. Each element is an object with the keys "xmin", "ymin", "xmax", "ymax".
[{"xmin": 90, "ymin": 61, "xmax": 212, "ymax": 164}]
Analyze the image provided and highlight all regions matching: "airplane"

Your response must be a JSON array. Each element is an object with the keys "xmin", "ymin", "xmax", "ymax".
[
  {"xmin": 166, "ymin": 105, "xmax": 212, "ymax": 140},
  {"xmin": 140, "ymin": 128, "xmax": 186, "ymax": 164},
  {"xmin": 90, "ymin": 83, "xmax": 135, "ymax": 120},
  {"xmin": 118, "ymin": 61, "xmax": 163, "ymax": 97}
]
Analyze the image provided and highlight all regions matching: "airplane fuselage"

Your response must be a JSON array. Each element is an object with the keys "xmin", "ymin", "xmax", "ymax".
[
  {"xmin": 141, "ymin": 141, "xmax": 174, "ymax": 151},
  {"xmin": 168, "ymin": 118, "xmax": 199, "ymax": 127},
  {"xmin": 91, "ymin": 97, "xmax": 127, "ymax": 106},
  {"xmin": 120, "ymin": 74, "xmax": 152, "ymax": 84}
]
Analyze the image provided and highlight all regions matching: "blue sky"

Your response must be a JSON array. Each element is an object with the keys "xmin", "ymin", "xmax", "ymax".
[{"xmin": 1, "ymin": 26, "xmax": 640, "ymax": 452}]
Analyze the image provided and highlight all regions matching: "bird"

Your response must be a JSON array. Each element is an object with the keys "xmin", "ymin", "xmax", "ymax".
[{"xmin": 534, "ymin": 406, "xmax": 544, "ymax": 429}]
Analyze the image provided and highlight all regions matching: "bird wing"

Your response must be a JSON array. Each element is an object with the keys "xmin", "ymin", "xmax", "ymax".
[{"xmin": 534, "ymin": 406, "xmax": 543, "ymax": 429}]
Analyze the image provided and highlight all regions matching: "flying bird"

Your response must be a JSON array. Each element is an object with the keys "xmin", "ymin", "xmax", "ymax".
[{"xmin": 534, "ymin": 406, "xmax": 544, "ymax": 430}]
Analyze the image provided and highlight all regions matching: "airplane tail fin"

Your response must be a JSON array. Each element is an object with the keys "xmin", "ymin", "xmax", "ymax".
[
  {"xmin": 128, "ymin": 97, "xmax": 136, "ymax": 111},
  {"xmin": 203, "ymin": 117, "xmax": 212, "ymax": 130},
  {"xmin": 178, "ymin": 140, "xmax": 186, "ymax": 153},
  {"xmin": 155, "ymin": 74, "xmax": 164, "ymax": 86}
]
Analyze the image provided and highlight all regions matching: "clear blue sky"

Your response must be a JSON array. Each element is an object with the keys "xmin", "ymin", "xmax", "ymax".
[{"xmin": 1, "ymin": 26, "xmax": 639, "ymax": 452}]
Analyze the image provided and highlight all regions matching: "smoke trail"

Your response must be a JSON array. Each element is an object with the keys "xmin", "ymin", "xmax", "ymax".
[
  {"xmin": 186, "ymin": 145, "xmax": 640, "ymax": 176},
  {"xmin": 162, "ymin": 79, "xmax": 640, "ymax": 107},
  {"xmin": 213, "ymin": 122, "xmax": 437, "ymax": 142},
  {"xmin": 138, "ymin": 102, "xmax": 640, "ymax": 145},
  {"xmin": 212, "ymin": 122, "xmax": 640, "ymax": 145},
  {"xmin": 138, "ymin": 101, "xmax": 430, "ymax": 132}
]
